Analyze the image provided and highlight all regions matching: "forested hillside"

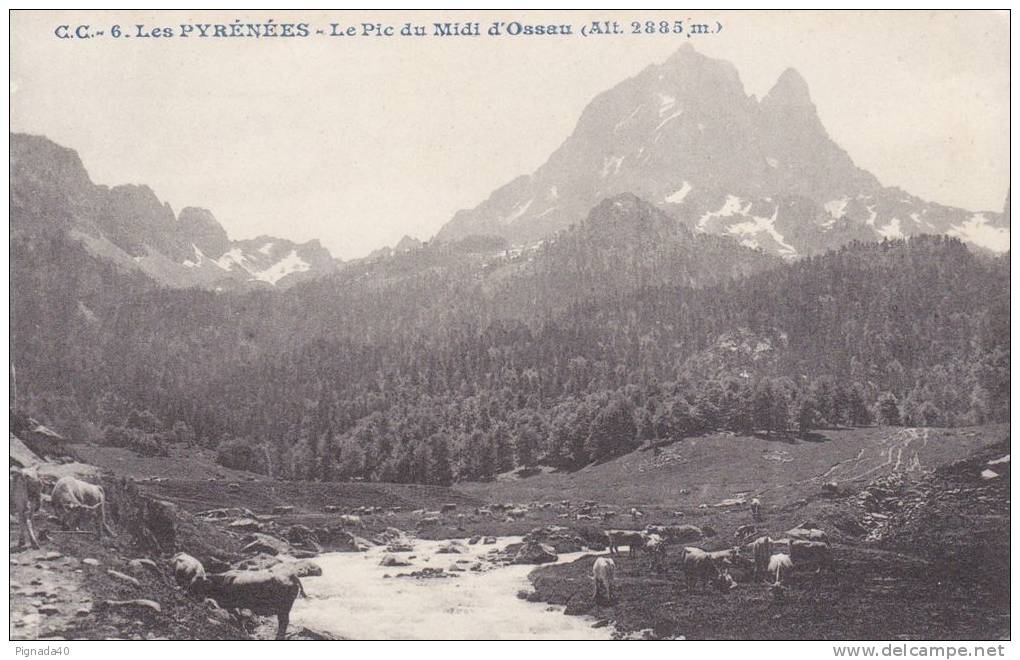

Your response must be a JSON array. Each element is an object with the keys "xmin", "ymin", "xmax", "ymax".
[{"xmin": 13, "ymin": 188, "xmax": 1009, "ymax": 485}]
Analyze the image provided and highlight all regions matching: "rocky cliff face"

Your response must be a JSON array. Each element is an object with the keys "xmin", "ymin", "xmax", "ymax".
[
  {"xmin": 10, "ymin": 133, "xmax": 340, "ymax": 290},
  {"xmin": 436, "ymin": 45, "xmax": 1008, "ymax": 257}
]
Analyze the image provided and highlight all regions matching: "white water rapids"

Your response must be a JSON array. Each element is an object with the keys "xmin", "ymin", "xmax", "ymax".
[{"xmin": 289, "ymin": 537, "xmax": 613, "ymax": 640}]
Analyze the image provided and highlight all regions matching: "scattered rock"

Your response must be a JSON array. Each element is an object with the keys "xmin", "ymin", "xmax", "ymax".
[
  {"xmin": 97, "ymin": 599, "xmax": 161, "ymax": 613},
  {"xmin": 436, "ymin": 541, "xmax": 467, "ymax": 554},
  {"xmin": 82, "ymin": 558, "xmax": 100, "ymax": 567},
  {"xmin": 380, "ymin": 556, "xmax": 412, "ymax": 567},
  {"xmin": 107, "ymin": 570, "xmax": 141, "ymax": 587},
  {"xmin": 241, "ymin": 533, "xmax": 291, "ymax": 556},
  {"xmin": 395, "ymin": 567, "xmax": 456, "ymax": 580},
  {"xmin": 511, "ymin": 542, "xmax": 558, "ymax": 565},
  {"xmin": 229, "ymin": 518, "xmax": 262, "ymax": 532},
  {"xmin": 128, "ymin": 558, "xmax": 159, "ymax": 574}
]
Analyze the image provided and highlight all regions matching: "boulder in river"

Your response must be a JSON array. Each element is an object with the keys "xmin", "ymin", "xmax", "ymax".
[
  {"xmin": 512, "ymin": 542, "xmax": 558, "ymax": 565},
  {"xmin": 436, "ymin": 541, "xmax": 467, "ymax": 554},
  {"xmin": 241, "ymin": 533, "xmax": 291, "ymax": 556}
]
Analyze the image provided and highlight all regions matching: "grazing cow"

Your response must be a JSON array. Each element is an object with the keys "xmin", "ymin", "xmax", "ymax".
[
  {"xmin": 790, "ymin": 540, "xmax": 836, "ymax": 577},
  {"xmin": 750, "ymin": 497, "xmax": 762, "ymax": 521},
  {"xmin": 706, "ymin": 546, "xmax": 740, "ymax": 564},
  {"xmin": 605, "ymin": 530, "xmax": 646, "ymax": 556},
  {"xmin": 190, "ymin": 570, "xmax": 305, "ymax": 639},
  {"xmin": 768, "ymin": 552, "xmax": 793, "ymax": 585},
  {"xmin": 591, "ymin": 556, "xmax": 616, "ymax": 604},
  {"xmin": 629, "ymin": 507, "xmax": 644, "ymax": 520},
  {"xmin": 748, "ymin": 536, "xmax": 773, "ymax": 582},
  {"xmin": 170, "ymin": 552, "xmax": 206, "ymax": 589},
  {"xmin": 10, "ymin": 466, "xmax": 43, "ymax": 549},
  {"xmin": 50, "ymin": 476, "xmax": 115, "ymax": 537},
  {"xmin": 339, "ymin": 514, "xmax": 362, "ymax": 526},
  {"xmin": 645, "ymin": 533, "xmax": 667, "ymax": 572},
  {"xmin": 648, "ymin": 524, "xmax": 704, "ymax": 545},
  {"xmin": 678, "ymin": 547, "xmax": 722, "ymax": 592}
]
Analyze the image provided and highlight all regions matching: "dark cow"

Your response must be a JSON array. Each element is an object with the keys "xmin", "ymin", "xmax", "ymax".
[
  {"xmin": 190, "ymin": 570, "xmax": 305, "ymax": 639},
  {"xmin": 790, "ymin": 539, "xmax": 836, "ymax": 578},
  {"xmin": 10, "ymin": 466, "xmax": 43, "ymax": 549},
  {"xmin": 605, "ymin": 530, "xmax": 647, "ymax": 556},
  {"xmin": 648, "ymin": 524, "xmax": 704, "ymax": 545},
  {"xmin": 51, "ymin": 476, "xmax": 115, "ymax": 537},
  {"xmin": 747, "ymin": 536, "xmax": 773, "ymax": 582}
]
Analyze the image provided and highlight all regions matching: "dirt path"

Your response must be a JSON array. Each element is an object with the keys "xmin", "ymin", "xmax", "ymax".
[{"xmin": 9, "ymin": 546, "xmax": 95, "ymax": 640}]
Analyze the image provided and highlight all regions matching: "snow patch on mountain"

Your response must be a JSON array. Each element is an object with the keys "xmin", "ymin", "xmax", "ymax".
[
  {"xmin": 601, "ymin": 155, "xmax": 625, "ymax": 178},
  {"xmin": 877, "ymin": 218, "xmax": 904, "ymax": 240},
  {"xmin": 948, "ymin": 214, "xmax": 1011, "ymax": 253},
  {"xmin": 665, "ymin": 181, "xmax": 693, "ymax": 204},
  {"xmin": 698, "ymin": 195, "xmax": 747, "ymax": 231},
  {"xmin": 183, "ymin": 244, "xmax": 206, "ymax": 268},
  {"xmin": 726, "ymin": 209, "xmax": 797, "ymax": 257},
  {"xmin": 824, "ymin": 197, "xmax": 849, "ymax": 219},
  {"xmin": 657, "ymin": 93, "xmax": 677, "ymax": 116},
  {"xmin": 655, "ymin": 110, "xmax": 685, "ymax": 132},
  {"xmin": 253, "ymin": 250, "xmax": 311, "ymax": 284},
  {"xmin": 258, "ymin": 242, "xmax": 275, "ymax": 255},
  {"xmin": 503, "ymin": 198, "xmax": 534, "ymax": 224},
  {"xmin": 614, "ymin": 105, "xmax": 643, "ymax": 133}
]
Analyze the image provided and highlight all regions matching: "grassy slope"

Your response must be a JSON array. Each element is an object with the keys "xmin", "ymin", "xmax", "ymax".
[{"xmin": 458, "ymin": 425, "xmax": 1006, "ymax": 509}]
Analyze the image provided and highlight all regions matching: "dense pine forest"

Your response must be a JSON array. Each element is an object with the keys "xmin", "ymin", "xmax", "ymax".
[{"xmin": 12, "ymin": 195, "xmax": 1009, "ymax": 485}]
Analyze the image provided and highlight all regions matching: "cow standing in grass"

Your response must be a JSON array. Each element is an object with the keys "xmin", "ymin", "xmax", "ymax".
[
  {"xmin": 51, "ymin": 475, "xmax": 115, "ymax": 538},
  {"xmin": 190, "ymin": 570, "xmax": 305, "ymax": 640},
  {"xmin": 591, "ymin": 557, "xmax": 616, "ymax": 604},
  {"xmin": 605, "ymin": 530, "xmax": 646, "ymax": 556},
  {"xmin": 747, "ymin": 536, "xmax": 773, "ymax": 582},
  {"xmin": 790, "ymin": 540, "xmax": 836, "ymax": 579}
]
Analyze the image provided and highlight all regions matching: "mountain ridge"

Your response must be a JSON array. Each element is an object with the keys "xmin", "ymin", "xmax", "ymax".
[
  {"xmin": 10, "ymin": 132, "xmax": 341, "ymax": 290},
  {"xmin": 434, "ymin": 46, "xmax": 1008, "ymax": 257}
]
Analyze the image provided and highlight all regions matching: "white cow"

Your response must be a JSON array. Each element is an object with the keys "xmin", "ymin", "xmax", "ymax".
[
  {"xmin": 592, "ymin": 556, "xmax": 616, "ymax": 603},
  {"xmin": 51, "ymin": 476, "xmax": 115, "ymax": 537}
]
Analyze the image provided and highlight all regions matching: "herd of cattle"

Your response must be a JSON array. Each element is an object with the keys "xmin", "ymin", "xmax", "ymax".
[
  {"xmin": 593, "ymin": 497, "xmax": 837, "ymax": 604},
  {"xmin": 10, "ymin": 466, "xmax": 113, "ymax": 549},
  {"xmin": 12, "ymin": 466, "xmax": 312, "ymax": 639},
  {"xmin": 12, "ymin": 466, "xmax": 838, "ymax": 638}
]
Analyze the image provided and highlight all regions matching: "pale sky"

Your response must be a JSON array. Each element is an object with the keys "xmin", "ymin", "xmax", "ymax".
[{"xmin": 10, "ymin": 10, "xmax": 1009, "ymax": 259}]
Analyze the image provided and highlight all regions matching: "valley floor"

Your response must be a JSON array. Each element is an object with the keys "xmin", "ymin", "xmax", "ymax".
[{"xmin": 9, "ymin": 425, "xmax": 1010, "ymax": 640}]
